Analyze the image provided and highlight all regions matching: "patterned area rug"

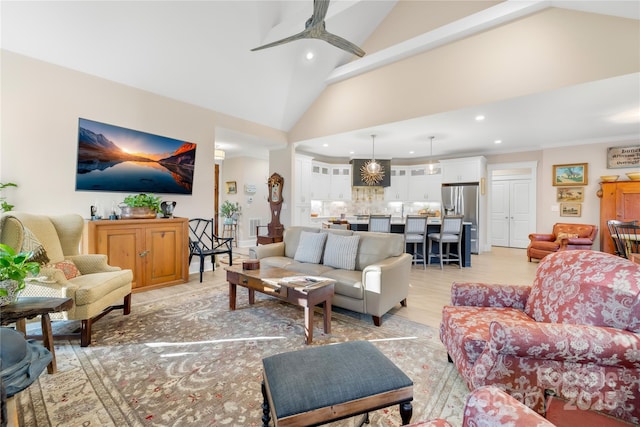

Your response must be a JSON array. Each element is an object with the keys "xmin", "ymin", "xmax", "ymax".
[{"xmin": 17, "ymin": 283, "xmax": 468, "ymax": 426}]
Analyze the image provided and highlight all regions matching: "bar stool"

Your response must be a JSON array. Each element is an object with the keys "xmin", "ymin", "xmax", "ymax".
[
  {"xmin": 428, "ymin": 215, "xmax": 464, "ymax": 269},
  {"xmin": 404, "ymin": 215, "xmax": 427, "ymax": 269},
  {"xmin": 368, "ymin": 215, "xmax": 392, "ymax": 233}
]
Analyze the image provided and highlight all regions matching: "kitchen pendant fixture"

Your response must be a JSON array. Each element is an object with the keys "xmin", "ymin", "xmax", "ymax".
[
  {"xmin": 426, "ymin": 136, "xmax": 439, "ymax": 175},
  {"xmin": 361, "ymin": 134, "xmax": 385, "ymax": 185}
]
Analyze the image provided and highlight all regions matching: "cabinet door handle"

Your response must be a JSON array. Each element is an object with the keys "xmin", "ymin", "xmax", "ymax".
[{"xmin": 139, "ymin": 250, "xmax": 150, "ymax": 257}]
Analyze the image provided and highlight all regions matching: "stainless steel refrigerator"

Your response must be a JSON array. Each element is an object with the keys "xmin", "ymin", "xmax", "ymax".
[{"xmin": 442, "ymin": 183, "xmax": 480, "ymax": 254}]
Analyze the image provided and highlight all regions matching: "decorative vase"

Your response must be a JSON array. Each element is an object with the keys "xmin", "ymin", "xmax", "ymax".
[
  {"xmin": 224, "ymin": 217, "xmax": 234, "ymax": 225},
  {"xmin": 0, "ymin": 279, "xmax": 22, "ymax": 306},
  {"xmin": 119, "ymin": 206, "xmax": 158, "ymax": 219}
]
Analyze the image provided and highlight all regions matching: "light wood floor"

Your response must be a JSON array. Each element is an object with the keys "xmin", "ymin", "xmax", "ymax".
[{"xmin": 135, "ymin": 246, "xmax": 538, "ymax": 330}]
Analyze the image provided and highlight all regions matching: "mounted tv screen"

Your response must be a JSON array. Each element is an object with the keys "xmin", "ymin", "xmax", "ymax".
[{"xmin": 75, "ymin": 118, "xmax": 196, "ymax": 195}]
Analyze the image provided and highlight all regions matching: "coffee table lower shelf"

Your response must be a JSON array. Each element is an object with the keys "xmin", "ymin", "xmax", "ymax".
[{"xmin": 225, "ymin": 265, "xmax": 334, "ymax": 344}]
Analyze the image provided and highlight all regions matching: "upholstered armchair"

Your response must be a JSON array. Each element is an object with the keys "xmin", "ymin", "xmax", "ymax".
[
  {"xmin": 0, "ymin": 212, "xmax": 133, "ymax": 346},
  {"xmin": 439, "ymin": 250, "xmax": 640, "ymax": 424},
  {"xmin": 407, "ymin": 386, "xmax": 556, "ymax": 427},
  {"xmin": 527, "ymin": 222, "xmax": 597, "ymax": 261}
]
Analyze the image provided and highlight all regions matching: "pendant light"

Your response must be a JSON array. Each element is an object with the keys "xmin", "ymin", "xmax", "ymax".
[
  {"xmin": 366, "ymin": 134, "xmax": 381, "ymax": 173},
  {"xmin": 360, "ymin": 134, "xmax": 385, "ymax": 185},
  {"xmin": 426, "ymin": 136, "xmax": 439, "ymax": 175}
]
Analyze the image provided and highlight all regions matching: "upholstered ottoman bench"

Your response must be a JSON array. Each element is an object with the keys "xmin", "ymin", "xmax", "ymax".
[{"xmin": 261, "ymin": 340, "xmax": 414, "ymax": 426}]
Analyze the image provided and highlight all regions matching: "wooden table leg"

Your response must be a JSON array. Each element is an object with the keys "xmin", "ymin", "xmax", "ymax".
[
  {"xmin": 229, "ymin": 282, "xmax": 237, "ymax": 310},
  {"xmin": 40, "ymin": 313, "xmax": 56, "ymax": 374},
  {"xmin": 15, "ymin": 318, "xmax": 26, "ymax": 335},
  {"xmin": 248, "ymin": 289, "xmax": 255, "ymax": 305},
  {"xmin": 323, "ymin": 298, "xmax": 332, "ymax": 334},
  {"xmin": 304, "ymin": 305, "xmax": 313, "ymax": 344}
]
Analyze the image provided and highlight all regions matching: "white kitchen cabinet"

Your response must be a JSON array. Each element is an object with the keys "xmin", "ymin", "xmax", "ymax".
[
  {"xmin": 440, "ymin": 156, "xmax": 487, "ymax": 183},
  {"xmin": 329, "ymin": 165, "xmax": 352, "ymax": 200},
  {"xmin": 295, "ymin": 155, "xmax": 313, "ymax": 204},
  {"xmin": 408, "ymin": 166, "xmax": 442, "ymax": 201},
  {"xmin": 311, "ymin": 161, "xmax": 331, "ymax": 200},
  {"xmin": 384, "ymin": 166, "xmax": 409, "ymax": 201}
]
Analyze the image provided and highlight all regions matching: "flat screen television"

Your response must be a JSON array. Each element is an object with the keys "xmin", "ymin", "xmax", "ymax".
[{"xmin": 75, "ymin": 118, "xmax": 196, "ymax": 195}]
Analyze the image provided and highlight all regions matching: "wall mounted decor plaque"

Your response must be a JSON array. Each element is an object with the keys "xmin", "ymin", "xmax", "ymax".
[{"xmin": 607, "ymin": 144, "xmax": 640, "ymax": 169}]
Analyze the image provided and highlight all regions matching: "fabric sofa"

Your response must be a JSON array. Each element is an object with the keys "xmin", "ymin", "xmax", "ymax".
[
  {"xmin": 527, "ymin": 222, "xmax": 597, "ymax": 261},
  {"xmin": 440, "ymin": 250, "xmax": 640, "ymax": 424},
  {"xmin": 249, "ymin": 226, "xmax": 412, "ymax": 326}
]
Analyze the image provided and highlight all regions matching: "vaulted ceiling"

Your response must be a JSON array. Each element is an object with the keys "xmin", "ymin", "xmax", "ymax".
[{"xmin": 2, "ymin": 1, "xmax": 638, "ymax": 160}]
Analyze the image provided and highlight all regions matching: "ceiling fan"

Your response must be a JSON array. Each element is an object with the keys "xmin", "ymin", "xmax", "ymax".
[{"xmin": 251, "ymin": 0, "xmax": 366, "ymax": 57}]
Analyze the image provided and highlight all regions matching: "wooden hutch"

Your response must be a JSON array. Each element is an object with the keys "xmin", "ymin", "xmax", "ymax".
[{"xmin": 599, "ymin": 181, "xmax": 640, "ymax": 254}]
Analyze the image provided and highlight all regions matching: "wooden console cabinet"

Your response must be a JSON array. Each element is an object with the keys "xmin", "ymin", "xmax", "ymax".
[
  {"xmin": 599, "ymin": 181, "xmax": 640, "ymax": 254},
  {"xmin": 88, "ymin": 217, "xmax": 189, "ymax": 292}
]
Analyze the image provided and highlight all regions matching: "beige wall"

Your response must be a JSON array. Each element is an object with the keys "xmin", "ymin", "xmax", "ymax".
[
  {"xmin": 290, "ymin": 7, "xmax": 639, "ymax": 142},
  {"xmin": 0, "ymin": 51, "xmax": 278, "ymax": 246}
]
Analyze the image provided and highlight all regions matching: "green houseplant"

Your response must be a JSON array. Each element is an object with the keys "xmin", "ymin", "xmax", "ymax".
[
  {"xmin": 220, "ymin": 201, "xmax": 241, "ymax": 224},
  {"xmin": 120, "ymin": 193, "xmax": 162, "ymax": 219},
  {"xmin": 0, "ymin": 182, "xmax": 17, "ymax": 212},
  {"xmin": 0, "ymin": 243, "xmax": 40, "ymax": 305}
]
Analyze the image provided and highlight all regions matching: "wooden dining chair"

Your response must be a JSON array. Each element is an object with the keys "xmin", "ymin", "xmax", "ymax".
[
  {"xmin": 612, "ymin": 222, "xmax": 640, "ymax": 259},
  {"xmin": 607, "ymin": 219, "xmax": 637, "ymax": 257}
]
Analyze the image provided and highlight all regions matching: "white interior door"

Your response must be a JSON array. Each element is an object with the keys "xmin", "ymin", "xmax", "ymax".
[{"xmin": 491, "ymin": 179, "xmax": 532, "ymax": 248}]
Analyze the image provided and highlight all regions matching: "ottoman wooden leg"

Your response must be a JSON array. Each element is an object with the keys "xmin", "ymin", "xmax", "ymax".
[
  {"xmin": 261, "ymin": 381, "xmax": 271, "ymax": 427},
  {"xmin": 400, "ymin": 401, "xmax": 413, "ymax": 425}
]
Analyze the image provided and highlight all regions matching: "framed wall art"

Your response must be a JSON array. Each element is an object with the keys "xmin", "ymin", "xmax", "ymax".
[
  {"xmin": 556, "ymin": 186, "xmax": 584, "ymax": 203},
  {"xmin": 225, "ymin": 181, "xmax": 237, "ymax": 194},
  {"xmin": 75, "ymin": 118, "xmax": 196, "ymax": 195},
  {"xmin": 560, "ymin": 202, "xmax": 582, "ymax": 217},
  {"xmin": 552, "ymin": 163, "xmax": 588, "ymax": 186},
  {"xmin": 607, "ymin": 144, "xmax": 640, "ymax": 169}
]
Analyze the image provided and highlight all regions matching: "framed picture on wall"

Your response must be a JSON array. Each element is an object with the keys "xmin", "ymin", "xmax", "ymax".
[
  {"xmin": 225, "ymin": 181, "xmax": 237, "ymax": 194},
  {"xmin": 556, "ymin": 186, "xmax": 584, "ymax": 202},
  {"xmin": 560, "ymin": 202, "xmax": 582, "ymax": 217},
  {"xmin": 552, "ymin": 163, "xmax": 588, "ymax": 186}
]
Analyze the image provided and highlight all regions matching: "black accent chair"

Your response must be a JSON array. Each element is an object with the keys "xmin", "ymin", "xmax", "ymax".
[{"xmin": 188, "ymin": 218, "xmax": 233, "ymax": 282}]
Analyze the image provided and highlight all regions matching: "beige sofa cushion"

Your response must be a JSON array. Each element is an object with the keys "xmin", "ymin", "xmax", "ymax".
[{"xmin": 354, "ymin": 231, "xmax": 404, "ymax": 270}]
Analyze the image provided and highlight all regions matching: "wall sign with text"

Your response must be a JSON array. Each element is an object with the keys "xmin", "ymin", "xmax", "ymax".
[{"xmin": 607, "ymin": 144, "xmax": 640, "ymax": 169}]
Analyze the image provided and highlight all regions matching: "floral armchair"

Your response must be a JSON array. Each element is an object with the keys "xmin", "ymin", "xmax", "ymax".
[
  {"xmin": 439, "ymin": 250, "xmax": 640, "ymax": 424},
  {"xmin": 527, "ymin": 222, "xmax": 597, "ymax": 261}
]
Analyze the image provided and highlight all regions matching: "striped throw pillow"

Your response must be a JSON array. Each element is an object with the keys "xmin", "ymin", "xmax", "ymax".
[
  {"xmin": 323, "ymin": 233, "xmax": 360, "ymax": 270},
  {"xmin": 294, "ymin": 231, "xmax": 327, "ymax": 264}
]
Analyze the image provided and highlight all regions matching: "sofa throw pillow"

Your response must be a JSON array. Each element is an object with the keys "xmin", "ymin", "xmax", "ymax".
[
  {"xmin": 22, "ymin": 226, "xmax": 50, "ymax": 265},
  {"xmin": 51, "ymin": 260, "xmax": 82, "ymax": 280},
  {"xmin": 323, "ymin": 234, "xmax": 360, "ymax": 270},
  {"xmin": 294, "ymin": 231, "xmax": 327, "ymax": 264},
  {"xmin": 554, "ymin": 232, "xmax": 578, "ymax": 244}
]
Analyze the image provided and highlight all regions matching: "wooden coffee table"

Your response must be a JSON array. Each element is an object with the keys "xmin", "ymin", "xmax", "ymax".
[{"xmin": 225, "ymin": 265, "xmax": 334, "ymax": 344}]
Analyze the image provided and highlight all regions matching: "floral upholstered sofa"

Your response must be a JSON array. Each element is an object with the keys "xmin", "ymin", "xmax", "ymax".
[
  {"xmin": 439, "ymin": 250, "xmax": 640, "ymax": 424},
  {"xmin": 249, "ymin": 226, "xmax": 412, "ymax": 326}
]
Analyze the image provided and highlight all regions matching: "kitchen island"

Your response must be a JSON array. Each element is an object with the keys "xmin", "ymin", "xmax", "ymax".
[{"xmin": 324, "ymin": 219, "xmax": 472, "ymax": 267}]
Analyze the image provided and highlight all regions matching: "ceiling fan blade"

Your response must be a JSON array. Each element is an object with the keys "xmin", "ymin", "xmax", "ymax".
[
  {"xmin": 318, "ymin": 30, "xmax": 366, "ymax": 57},
  {"xmin": 251, "ymin": 30, "xmax": 310, "ymax": 52},
  {"xmin": 309, "ymin": 0, "xmax": 330, "ymax": 27}
]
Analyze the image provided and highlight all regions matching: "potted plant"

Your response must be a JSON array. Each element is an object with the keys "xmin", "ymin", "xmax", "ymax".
[
  {"xmin": 220, "ymin": 201, "xmax": 241, "ymax": 224},
  {"xmin": 120, "ymin": 193, "xmax": 162, "ymax": 219},
  {"xmin": 0, "ymin": 243, "xmax": 40, "ymax": 306},
  {"xmin": 0, "ymin": 182, "xmax": 17, "ymax": 212}
]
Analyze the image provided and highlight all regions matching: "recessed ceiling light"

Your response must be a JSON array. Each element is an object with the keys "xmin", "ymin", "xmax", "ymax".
[
  {"xmin": 322, "ymin": 143, "xmax": 328, "ymax": 147},
  {"xmin": 409, "ymin": 150, "xmax": 415, "ymax": 154},
  {"xmin": 349, "ymin": 151, "xmax": 355, "ymax": 154},
  {"xmin": 475, "ymin": 115, "xmax": 485, "ymax": 121},
  {"xmin": 494, "ymin": 139, "xmax": 502, "ymax": 144},
  {"xmin": 306, "ymin": 51, "xmax": 315, "ymax": 61}
]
